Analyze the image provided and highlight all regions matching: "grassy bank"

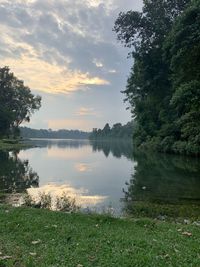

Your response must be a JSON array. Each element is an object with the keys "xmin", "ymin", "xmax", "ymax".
[
  {"xmin": 0, "ymin": 139, "xmax": 30, "ymax": 151},
  {"xmin": 0, "ymin": 205, "xmax": 200, "ymax": 267},
  {"xmin": 124, "ymin": 201, "xmax": 200, "ymax": 222}
]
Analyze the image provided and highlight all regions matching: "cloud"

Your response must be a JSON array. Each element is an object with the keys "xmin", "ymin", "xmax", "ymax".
[
  {"xmin": 93, "ymin": 58, "xmax": 104, "ymax": 68},
  {"xmin": 47, "ymin": 147, "xmax": 91, "ymax": 160},
  {"xmin": 108, "ymin": 69, "xmax": 117, "ymax": 73},
  {"xmin": 0, "ymin": 0, "xmax": 142, "ymax": 129},
  {"xmin": 0, "ymin": 0, "xmax": 142, "ymax": 95},
  {"xmin": 75, "ymin": 163, "xmax": 92, "ymax": 172},
  {"xmin": 75, "ymin": 107, "xmax": 98, "ymax": 116},
  {"xmin": 0, "ymin": 55, "xmax": 109, "ymax": 94}
]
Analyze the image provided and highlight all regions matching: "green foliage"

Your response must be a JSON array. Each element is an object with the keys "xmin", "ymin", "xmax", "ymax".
[
  {"xmin": 0, "ymin": 139, "xmax": 30, "ymax": 151},
  {"xmin": 0, "ymin": 107, "xmax": 13, "ymax": 137},
  {"xmin": 90, "ymin": 121, "xmax": 135, "ymax": 140},
  {"xmin": 0, "ymin": 67, "xmax": 41, "ymax": 138},
  {"xmin": 114, "ymin": 0, "xmax": 200, "ymax": 155},
  {"xmin": 164, "ymin": 0, "xmax": 200, "ymax": 86},
  {"xmin": 164, "ymin": 1, "xmax": 200, "ymax": 155},
  {"xmin": 55, "ymin": 193, "xmax": 79, "ymax": 212},
  {"xmin": 124, "ymin": 201, "xmax": 200, "ymax": 221}
]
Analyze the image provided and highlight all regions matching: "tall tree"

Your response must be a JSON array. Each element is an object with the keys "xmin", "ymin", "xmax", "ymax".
[
  {"xmin": 164, "ymin": 0, "xmax": 200, "ymax": 154},
  {"xmin": 0, "ymin": 67, "xmax": 41, "ymax": 137},
  {"xmin": 114, "ymin": 0, "xmax": 191, "ymax": 152}
]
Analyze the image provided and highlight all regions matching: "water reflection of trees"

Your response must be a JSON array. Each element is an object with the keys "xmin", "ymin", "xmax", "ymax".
[
  {"xmin": 90, "ymin": 140, "xmax": 133, "ymax": 159},
  {"xmin": 123, "ymin": 151, "xmax": 200, "ymax": 212},
  {"xmin": 26, "ymin": 139, "xmax": 90, "ymax": 149},
  {"xmin": 0, "ymin": 151, "xmax": 39, "ymax": 194}
]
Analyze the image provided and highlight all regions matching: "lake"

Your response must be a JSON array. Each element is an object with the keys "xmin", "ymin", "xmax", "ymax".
[{"xmin": 0, "ymin": 139, "xmax": 200, "ymax": 215}]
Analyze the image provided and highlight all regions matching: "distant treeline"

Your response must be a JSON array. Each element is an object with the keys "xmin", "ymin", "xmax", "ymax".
[
  {"xmin": 89, "ymin": 121, "xmax": 134, "ymax": 140},
  {"xmin": 20, "ymin": 127, "xmax": 90, "ymax": 139}
]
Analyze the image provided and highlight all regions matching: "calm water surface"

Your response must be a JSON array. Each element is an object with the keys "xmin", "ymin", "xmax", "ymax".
[{"xmin": 0, "ymin": 139, "xmax": 200, "ymax": 215}]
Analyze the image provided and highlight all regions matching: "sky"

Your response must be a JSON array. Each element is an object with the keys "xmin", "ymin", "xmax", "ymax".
[{"xmin": 0, "ymin": 0, "xmax": 143, "ymax": 131}]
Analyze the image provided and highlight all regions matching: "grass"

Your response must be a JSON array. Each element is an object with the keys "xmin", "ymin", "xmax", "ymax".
[
  {"xmin": 0, "ymin": 139, "xmax": 31, "ymax": 151},
  {"xmin": 124, "ymin": 201, "xmax": 200, "ymax": 222},
  {"xmin": 0, "ymin": 205, "xmax": 200, "ymax": 267}
]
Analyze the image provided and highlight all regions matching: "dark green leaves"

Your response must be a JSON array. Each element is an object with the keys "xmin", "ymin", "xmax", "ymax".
[
  {"xmin": 114, "ymin": 0, "xmax": 200, "ymax": 155},
  {"xmin": 0, "ymin": 67, "xmax": 41, "ymax": 138}
]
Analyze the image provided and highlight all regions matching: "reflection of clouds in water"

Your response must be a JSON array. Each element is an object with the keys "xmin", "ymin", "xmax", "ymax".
[
  {"xmin": 75, "ymin": 163, "xmax": 92, "ymax": 172},
  {"xmin": 27, "ymin": 183, "xmax": 107, "ymax": 208},
  {"xmin": 47, "ymin": 147, "xmax": 92, "ymax": 160}
]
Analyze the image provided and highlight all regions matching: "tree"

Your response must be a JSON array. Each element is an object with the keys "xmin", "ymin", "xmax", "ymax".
[
  {"xmin": 112, "ymin": 123, "xmax": 122, "ymax": 137},
  {"xmin": 0, "ymin": 106, "xmax": 13, "ymax": 136},
  {"xmin": 102, "ymin": 123, "xmax": 111, "ymax": 136},
  {"xmin": 114, "ymin": 0, "xmax": 192, "ymax": 153},
  {"xmin": 163, "ymin": 0, "xmax": 200, "ymax": 154},
  {"xmin": 0, "ymin": 67, "xmax": 41, "ymax": 137},
  {"xmin": 89, "ymin": 121, "xmax": 135, "ymax": 139},
  {"xmin": 164, "ymin": 0, "xmax": 200, "ymax": 86}
]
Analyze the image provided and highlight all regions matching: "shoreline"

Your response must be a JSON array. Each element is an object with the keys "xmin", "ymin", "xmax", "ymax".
[{"xmin": 0, "ymin": 139, "xmax": 33, "ymax": 151}]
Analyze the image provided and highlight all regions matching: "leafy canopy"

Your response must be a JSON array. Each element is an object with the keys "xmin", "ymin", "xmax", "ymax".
[
  {"xmin": 114, "ymin": 0, "xmax": 200, "ymax": 155},
  {"xmin": 0, "ymin": 67, "xmax": 41, "ymax": 137}
]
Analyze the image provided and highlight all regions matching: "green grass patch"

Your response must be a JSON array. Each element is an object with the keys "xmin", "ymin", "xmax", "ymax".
[
  {"xmin": 0, "ymin": 205, "xmax": 199, "ymax": 267},
  {"xmin": 125, "ymin": 201, "xmax": 200, "ymax": 222},
  {"xmin": 0, "ymin": 139, "xmax": 30, "ymax": 151}
]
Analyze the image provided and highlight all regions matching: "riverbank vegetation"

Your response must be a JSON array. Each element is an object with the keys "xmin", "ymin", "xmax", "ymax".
[
  {"xmin": 0, "ymin": 139, "xmax": 30, "ymax": 151},
  {"xmin": 114, "ymin": 0, "xmax": 200, "ymax": 156},
  {"xmin": 0, "ymin": 205, "xmax": 200, "ymax": 267},
  {"xmin": 90, "ymin": 121, "xmax": 134, "ymax": 140}
]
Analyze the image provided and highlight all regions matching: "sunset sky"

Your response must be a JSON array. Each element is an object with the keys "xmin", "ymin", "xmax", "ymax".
[{"xmin": 0, "ymin": 0, "xmax": 143, "ymax": 131}]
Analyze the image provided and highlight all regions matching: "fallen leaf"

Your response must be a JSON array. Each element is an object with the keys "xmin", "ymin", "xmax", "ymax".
[
  {"xmin": 77, "ymin": 264, "xmax": 83, "ymax": 267},
  {"xmin": 88, "ymin": 255, "xmax": 96, "ymax": 262},
  {"xmin": 31, "ymin": 240, "xmax": 41, "ymax": 245},
  {"xmin": 0, "ymin": 256, "xmax": 12, "ymax": 260},
  {"xmin": 29, "ymin": 252, "xmax": 37, "ymax": 256},
  {"xmin": 193, "ymin": 221, "xmax": 200, "ymax": 227},
  {"xmin": 182, "ymin": 231, "xmax": 192, "ymax": 237}
]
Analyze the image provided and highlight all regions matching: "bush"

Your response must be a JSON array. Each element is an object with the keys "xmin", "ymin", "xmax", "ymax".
[{"xmin": 23, "ymin": 192, "xmax": 79, "ymax": 212}]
